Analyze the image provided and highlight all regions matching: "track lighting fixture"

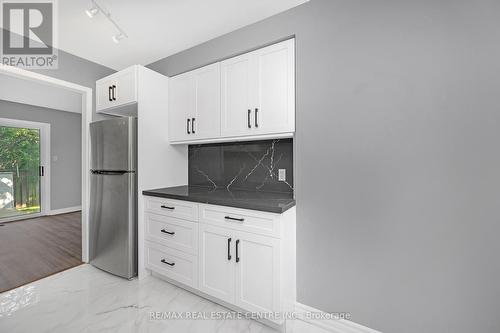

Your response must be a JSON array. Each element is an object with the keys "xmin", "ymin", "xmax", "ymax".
[
  {"xmin": 85, "ymin": 5, "xmax": 99, "ymax": 18},
  {"xmin": 112, "ymin": 33, "xmax": 125, "ymax": 44},
  {"xmin": 85, "ymin": 0, "xmax": 128, "ymax": 44}
]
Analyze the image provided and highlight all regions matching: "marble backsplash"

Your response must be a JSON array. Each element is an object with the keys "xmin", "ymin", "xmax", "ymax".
[{"xmin": 188, "ymin": 139, "xmax": 293, "ymax": 193}]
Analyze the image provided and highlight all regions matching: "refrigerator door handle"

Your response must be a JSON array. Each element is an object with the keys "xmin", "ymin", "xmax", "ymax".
[{"xmin": 90, "ymin": 170, "xmax": 135, "ymax": 175}]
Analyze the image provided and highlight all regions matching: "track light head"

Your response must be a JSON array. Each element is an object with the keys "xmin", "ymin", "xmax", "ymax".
[
  {"xmin": 85, "ymin": 5, "xmax": 99, "ymax": 18},
  {"xmin": 112, "ymin": 33, "xmax": 126, "ymax": 44}
]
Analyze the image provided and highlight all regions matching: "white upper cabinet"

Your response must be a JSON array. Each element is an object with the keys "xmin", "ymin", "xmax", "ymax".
[
  {"xmin": 220, "ymin": 53, "xmax": 253, "ymax": 137},
  {"xmin": 96, "ymin": 66, "xmax": 138, "ymax": 114},
  {"xmin": 168, "ymin": 72, "xmax": 195, "ymax": 142},
  {"xmin": 252, "ymin": 40, "xmax": 295, "ymax": 135},
  {"xmin": 221, "ymin": 39, "xmax": 295, "ymax": 138},
  {"xmin": 169, "ymin": 63, "xmax": 221, "ymax": 142},
  {"xmin": 168, "ymin": 39, "xmax": 295, "ymax": 144}
]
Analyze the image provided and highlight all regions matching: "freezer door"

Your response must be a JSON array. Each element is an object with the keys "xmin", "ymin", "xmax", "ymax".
[
  {"xmin": 90, "ymin": 117, "xmax": 137, "ymax": 171},
  {"xmin": 89, "ymin": 172, "xmax": 137, "ymax": 278}
]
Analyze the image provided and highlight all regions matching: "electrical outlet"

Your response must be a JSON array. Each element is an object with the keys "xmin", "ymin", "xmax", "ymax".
[{"xmin": 278, "ymin": 169, "xmax": 286, "ymax": 181}]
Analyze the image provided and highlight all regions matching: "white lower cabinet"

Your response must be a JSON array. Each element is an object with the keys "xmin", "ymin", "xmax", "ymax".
[
  {"xmin": 145, "ymin": 240, "xmax": 198, "ymax": 288},
  {"xmin": 198, "ymin": 224, "xmax": 235, "ymax": 303},
  {"xmin": 144, "ymin": 196, "xmax": 295, "ymax": 328},
  {"xmin": 234, "ymin": 231, "xmax": 280, "ymax": 313}
]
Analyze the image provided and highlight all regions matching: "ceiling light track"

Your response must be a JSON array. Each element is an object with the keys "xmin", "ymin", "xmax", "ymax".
[{"xmin": 86, "ymin": 0, "xmax": 128, "ymax": 43}]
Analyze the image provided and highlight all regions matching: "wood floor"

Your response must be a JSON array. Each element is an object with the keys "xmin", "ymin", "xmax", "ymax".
[{"xmin": 0, "ymin": 211, "xmax": 82, "ymax": 293}]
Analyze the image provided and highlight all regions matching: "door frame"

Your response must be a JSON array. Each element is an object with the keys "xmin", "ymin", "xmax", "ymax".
[
  {"xmin": 0, "ymin": 118, "xmax": 51, "ymax": 221},
  {"xmin": 0, "ymin": 65, "xmax": 93, "ymax": 263}
]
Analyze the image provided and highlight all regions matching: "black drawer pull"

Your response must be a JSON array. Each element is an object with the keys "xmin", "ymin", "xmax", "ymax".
[
  {"xmin": 225, "ymin": 216, "xmax": 244, "ymax": 222},
  {"xmin": 255, "ymin": 108, "xmax": 259, "ymax": 127},
  {"xmin": 112, "ymin": 85, "xmax": 116, "ymax": 101},
  {"xmin": 248, "ymin": 109, "xmax": 251, "ymax": 128},
  {"xmin": 235, "ymin": 239, "xmax": 240, "ymax": 263},
  {"xmin": 161, "ymin": 229, "xmax": 175, "ymax": 235},
  {"xmin": 227, "ymin": 237, "xmax": 232, "ymax": 261},
  {"xmin": 161, "ymin": 259, "xmax": 175, "ymax": 266},
  {"xmin": 108, "ymin": 86, "xmax": 113, "ymax": 101},
  {"xmin": 192, "ymin": 118, "xmax": 196, "ymax": 134},
  {"xmin": 187, "ymin": 118, "xmax": 191, "ymax": 134},
  {"xmin": 160, "ymin": 205, "xmax": 175, "ymax": 210}
]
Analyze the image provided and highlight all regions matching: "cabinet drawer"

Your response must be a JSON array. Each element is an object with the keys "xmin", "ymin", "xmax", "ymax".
[
  {"xmin": 144, "ymin": 196, "xmax": 198, "ymax": 221},
  {"xmin": 199, "ymin": 204, "xmax": 280, "ymax": 237},
  {"xmin": 145, "ymin": 241, "xmax": 198, "ymax": 288},
  {"xmin": 145, "ymin": 213, "xmax": 198, "ymax": 255}
]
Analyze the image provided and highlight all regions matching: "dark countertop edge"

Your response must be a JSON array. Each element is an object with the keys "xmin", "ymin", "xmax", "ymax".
[{"xmin": 142, "ymin": 190, "xmax": 296, "ymax": 214}]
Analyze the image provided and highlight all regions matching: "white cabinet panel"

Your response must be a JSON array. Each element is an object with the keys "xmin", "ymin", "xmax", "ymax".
[
  {"xmin": 96, "ymin": 66, "xmax": 137, "ymax": 113},
  {"xmin": 145, "ymin": 213, "xmax": 198, "ymax": 255},
  {"xmin": 199, "ymin": 203, "xmax": 281, "ymax": 238},
  {"xmin": 192, "ymin": 63, "xmax": 221, "ymax": 140},
  {"xmin": 234, "ymin": 231, "xmax": 280, "ymax": 313},
  {"xmin": 253, "ymin": 39, "xmax": 295, "ymax": 135},
  {"xmin": 198, "ymin": 224, "xmax": 235, "ymax": 303},
  {"xmin": 169, "ymin": 63, "xmax": 220, "ymax": 142},
  {"xmin": 220, "ymin": 53, "xmax": 253, "ymax": 137},
  {"xmin": 168, "ymin": 73, "xmax": 195, "ymax": 142},
  {"xmin": 145, "ymin": 241, "xmax": 198, "ymax": 288},
  {"xmin": 144, "ymin": 197, "xmax": 198, "ymax": 221}
]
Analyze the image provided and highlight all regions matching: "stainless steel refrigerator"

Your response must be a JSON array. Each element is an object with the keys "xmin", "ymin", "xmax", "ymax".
[{"xmin": 89, "ymin": 117, "xmax": 137, "ymax": 279}]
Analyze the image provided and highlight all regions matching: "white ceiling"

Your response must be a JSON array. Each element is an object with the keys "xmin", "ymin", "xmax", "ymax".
[{"xmin": 59, "ymin": 0, "xmax": 308, "ymax": 70}]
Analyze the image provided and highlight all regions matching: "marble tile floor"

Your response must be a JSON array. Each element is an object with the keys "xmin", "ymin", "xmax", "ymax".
[{"xmin": 0, "ymin": 264, "xmax": 284, "ymax": 333}]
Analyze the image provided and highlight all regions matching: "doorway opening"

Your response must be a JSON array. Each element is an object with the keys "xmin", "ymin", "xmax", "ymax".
[{"xmin": 0, "ymin": 118, "xmax": 50, "ymax": 222}]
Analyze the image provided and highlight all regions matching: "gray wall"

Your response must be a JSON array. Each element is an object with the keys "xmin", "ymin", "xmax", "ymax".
[
  {"xmin": 31, "ymin": 49, "xmax": 115, "ymax": 121},
  {"xmin": 147, "ymin": 0, "xmax": 500, "ymax": 332},
  {"xmin": 0, "ymin": 28, "xmax": 116, "ymax": 121},
  {"xmin": 0, "ymin": 100, "xmax": 81, "ymax": 210}
]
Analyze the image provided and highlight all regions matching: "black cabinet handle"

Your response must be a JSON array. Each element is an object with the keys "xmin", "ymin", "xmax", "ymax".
[
  {"xmin": 235, "ymin": 239, "xmax": 240, "ymax": 263},
  {"xmin": 255, "ymin": 108, "xmax": 259, "ymax": 128},
  {"xmin": 225, "ymin": 216, "xmax": 245, "ymax": 222},
  {"xmin": 187, "ymin": 118, "xmax": 191, "ymax": 134},
  {"xmin": 248, "ymin": 109, "xmax": 251, "ymax": 128},
  {"xmin": 227, "ymin": 237, "xmax": 232, "ymax": 261},
  {"xmin": 160, "ymin": 205, "xmax": 175, "ymax": 210},
  {"xmin": 161, "ymin": 259, "xmax": 175, "ymax": 266},
  {"xmin": 39, "ymin": 166, "xmax": 44, "ymax": 177},
  {"xmin": 112, "ymin": 85, "xmax": 116, "ymax": 101},
  {"xmin": 108, "ymin": 86, "xmax": 113, "ymax": 101},
  {"xmin": 192, "ymin": 118, "xmax": 196, "ymax": 134},
  {"xmin": 161, "ymin": 229, "xmax": 175, "ymax": 235}
]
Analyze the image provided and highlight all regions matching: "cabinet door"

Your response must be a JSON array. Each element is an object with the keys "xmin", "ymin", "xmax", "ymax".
[
  {"xmin": 96, "ymin": 78, "xmax": 115, "ymax": 111},
  {"xmin": 220, "ymin": 53, "xmax": 253, "ymax": 137},
  {"xmin": 96, "ymin": 66, "xmax": 137, "ymax": 112},
  {"xmin": 191, "ymin": 63, "xmax": 221, "ymax": 140},
  {"xmin": 252, "ymin": 39, "xmax": 295, "ymax": 135},
  {"xmin": 112, "ymin": 67, "xmax": 137, "ymax": 107},
  {"xmin": 234, "ymin": 231, "xmax": 280, "ymax": 313},
  {"xmin": 198, "ymin": 224, "xmax": 235, "ymax": 303},
  {"xmin": 168, "ymin": 72, "xmax": 195, "ymax": 142}
]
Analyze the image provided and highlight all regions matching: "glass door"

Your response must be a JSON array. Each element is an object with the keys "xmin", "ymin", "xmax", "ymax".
[{"xmin": 0, "ymin": 121, "xmax": 46, "ymax": 221}]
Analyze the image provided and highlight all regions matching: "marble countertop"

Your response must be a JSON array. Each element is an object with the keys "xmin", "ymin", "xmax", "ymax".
[{"xmin": 142, "ymin": 185, "xmax": 295, "ymax": 214}]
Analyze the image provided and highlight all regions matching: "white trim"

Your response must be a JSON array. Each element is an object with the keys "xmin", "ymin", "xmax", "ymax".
[
  {"xmin": 294, "ymin": 302, "xmax": 383, "ymax": 333},
  {"xmin": 48, "ymin": 206, "xmax": 82, "ymax": 216},
  {"xmin": 0, "ymin": 213, "xmax": 43, "ymax": 223},
  {"xmin": 0, "ymin": 64, "xmax": 93, "ymax": 263},
  {"xmin": 169, "ymin": 132, "xmax": 293, "ymax": 145},
  {"xmin": 0, "ymin": 117, "xmax": 51, "ymax": 217}
]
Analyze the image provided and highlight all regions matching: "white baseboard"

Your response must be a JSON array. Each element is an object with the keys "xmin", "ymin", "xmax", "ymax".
[
  {"xmin": 294, "ymin": 303, "xmax": 382, "ymax": 333},
  {"xmin": 48, "ymin": 206, "xmax": 82, "ymax": 215}
]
